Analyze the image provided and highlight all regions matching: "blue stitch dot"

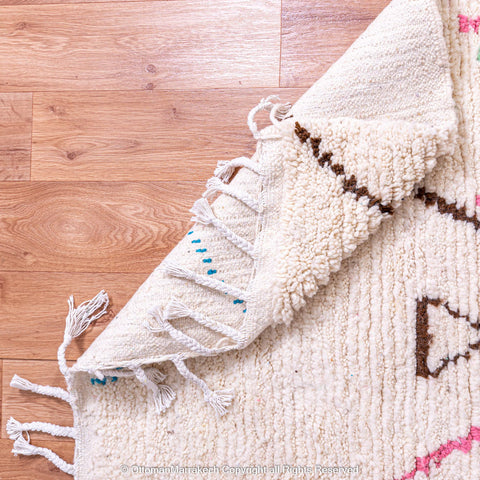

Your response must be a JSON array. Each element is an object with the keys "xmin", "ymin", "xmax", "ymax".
[
  {"xmin": 203, "ymin": 258, "xmax": 212, "ymax": 263},
  {"xmin": 196, "ymin": 248, "xmax": 207, "ymax": 253},
  {"xmin": 90, "ymin": 378, "xmax": 95, "ymax": 385},
  {"xmin": 111, "ymin": 377, "xmax": 118, "ymax": 383},
  {"xmin": 95, "ymin": 378, "xmax": 107, "ymax": 386},
  {"xmin": 187, "ymin": 231, "xmax": 194, "ymax": 235},
  {"xmin": 191, "ymin": 239, "xmax": 201, "ymax": 244},
  {"xmin": 115, "ymin": 367, "xmax": 123, "ymax": 370},
  {"xmin": 207, "ymin": 269, "xmax": 217, "ymax": 275},
  {"xmin": 233, "ymin": 299, "xmax": 244, "ymax": 304},
  {"xmin": 243, "ymin": 309, "xmax": 247, "ymax": 313}
]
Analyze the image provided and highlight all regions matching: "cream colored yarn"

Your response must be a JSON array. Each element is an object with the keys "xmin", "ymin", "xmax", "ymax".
[{"xmin": 8, "ymin": 0, "xmax": 480, "ymax": 479}]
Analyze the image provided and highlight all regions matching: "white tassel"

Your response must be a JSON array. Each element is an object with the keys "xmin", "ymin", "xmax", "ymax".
[
  {"xmin": 10, "ymin": 374, "xmax": 72, "ymax": 403},
  {"xmin": 205, "ymin": 389, "xmax": 235, "ymax": 417},
  {"xmin": 163, "ymin": 260, "xmax": 192, "ymax": 280},
  {"xmin": 153, "ymin": 384, "xmax": 176, "ymax": 413},
  {"xmin": 189, "ymin": 198, "xmax": 255, "ymax": 256},
  {"xmin": 144, "ymin": 366, "xmax": 167, "ymax": 384},
  {"xmin": 65, "ymin": 290, "xmax": 109, "ymax": 339},
  {"xmin": 6, "ymin": 417, "xmax": 76, "ymax": 440},
  {"xmin": 6, "ymin": 417, "xmax": 26, "ymax": 441},
  {"xmin": 190, "ymin": 198, "xmax": 215, "ymax": 226},
  {"xmin": 204, "ymin": 176, "xmax": 224, "ymax": 199},
  {"xmin": 134, "ymin": 367, "xmax": 176, "ymax": 414},
  {"xmin": 58, "ymin": 291, "xmax": 109, "ymax": 376},
  {"xmin": 164, "ymin": 298, "xmax": 191, "ymax": 320},
  {"xmin": 10, "ymin": 374, "xmax": 35, "ymax": 391},
  {"xmin": 12, "ymin": 435, "xmax": 74, "ymax": 475},
  {"xmin": 214, "ymin": 160, "xmax": 237, "ymax": 182},
  {"xmin": 172, "ymin": 356, "xmax": 234, "ymax": 416}
]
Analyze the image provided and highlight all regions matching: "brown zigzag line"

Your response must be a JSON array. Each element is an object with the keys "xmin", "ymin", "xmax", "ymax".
[
  {"xmin": 416, "ymin": 297, "xmax": 480, "ymax": 379},
  {"xmin": 415, "ymin": 188, "xmax": 480, "ymax": 230},
  {"xmin": 294, "ymin": 122, "xmax": 394, "ymax": 215}
]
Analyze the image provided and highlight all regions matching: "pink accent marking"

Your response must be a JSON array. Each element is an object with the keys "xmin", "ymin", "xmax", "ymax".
[
  {"xmin": 458, "ymin": 14, "xmax": 480, "ymax": 33},
  {"xmin": 459, "ymin": 14, "xmax": 471, "ymax": 32},
  {"xmin": 395, "ymin": 426, "xmax": 480, "ymax": 480},
  {"xmin": 476, "ymin": 195, "xmax": 480, "ymax": 207}
]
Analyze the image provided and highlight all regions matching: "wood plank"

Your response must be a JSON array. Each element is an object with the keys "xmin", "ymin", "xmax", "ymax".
[
  {"xmin": 280, "ymin": 0, "xmax": 390, "ymax": 87},
  {"xmin": 1, "ymin": 361, "xmax": 74, "ymax": 443},
  {"xmin": 0, "ymin": 0, "xmax": 163, "ymax": 4},
  {"xmin": 0, "ymin": 0, "xmax": 280, "ymax": 91},
  {"xmin": 0, "ymin": 360, "xmax": 2, "ymax": 433},
  {"xmin": 0, "ymin": 93, "xmax": 31, "ymax": 181},
  {"xmin": 32, "ymin": 88, "xmax": 304, "ymax": 181},
  {"xmin": 0, "ymin": 439, "xmax": 73, "ymax": 479},
  {"xmin": 0, "ymin": 272, "xmax": 147, "ymax": 361},
  {"xmin": 0, "ymin": 181, "xmax": 204, "ymax": 273}
]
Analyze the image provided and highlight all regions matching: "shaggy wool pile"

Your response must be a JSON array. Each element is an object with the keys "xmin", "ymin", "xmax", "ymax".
[{"xmin": 7, "ymin": 0, "xmax": 480, "ymax": 479}]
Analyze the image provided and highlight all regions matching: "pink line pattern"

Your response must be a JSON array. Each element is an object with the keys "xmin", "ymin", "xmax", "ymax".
[
  {"xmin": 476, "ymin": 195, "xmax": 480, "ymax": 207},
  {"xmin": 459, "ymin": 14, "xmax": 480, "ymax": 33},
  {"xmin": 396, "ymin": 426, "xmax": 480, "ymax": 480}
]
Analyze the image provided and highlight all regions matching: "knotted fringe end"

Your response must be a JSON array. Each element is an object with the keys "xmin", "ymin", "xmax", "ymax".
[
  {"xmin": 6, "ymin": 418, "xmax": 26, "ymax": 441},
  {"xmin": 59, "ymin": 290, "xmax": 109, "ymax": 376},
  {"xmin": 65, "ymin": 290, "xmax": 109, "ymax": 339},
  {"xmin": 7, "ymin": 417, "xmax": 76, "ymax": 440},
  {"xmin": 190, "ymin": 197, "xmax": 216, "ymax": 226},
  {"xmin": 12, "ymin": 435, "xmax": 75, "ymax": 475},
  {"xmin": 134, "ymin": 366, "xmax": 176, "ymax": 414},
  {"xmin": 7, "ymin": 290, "xmax": 110, "ymax": 476},
  {"xmin": 172, "ymin": 356, "xmax": 234, "ymax": 417},
  {"xmin": 10, "ymin": 374, "xmax": 72, "ymax": 403},
  {"xmin": 205, "ymin": 389, "xmax": 235, "ymax": 417},
  {"xmin": 164, "ymin": 298, "xmax": 191, "ymax": 320}
]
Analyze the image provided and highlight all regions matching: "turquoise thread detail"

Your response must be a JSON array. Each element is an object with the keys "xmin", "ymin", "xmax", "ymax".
[
  {"xmin": 90, "ymin": 376, "xmax": 117, "ymax": 386},
  {"xmin": 187, "ymin": 231, "xmax": 194, "ymax": 235},
  {"xmin": 243, "ymin": 309, "xmax": 247, "ymax": 313},
  {"xmin": 191, "ymin": 239, "xmax": 201, "ymax": 244},
  {"xmin": 207, "ymin": 269, "xmax": 217, "ymax": 275},
  {"xmin": 196, "ymin": 248, "xmax": 207, "ymax": 253},
  {"xmin": 233, "ymin": 299, "xmax": 244, "ymax": 304},
  {"xmin": 203, "ymin": 258, "xmax": 212, "ymax": 263}
]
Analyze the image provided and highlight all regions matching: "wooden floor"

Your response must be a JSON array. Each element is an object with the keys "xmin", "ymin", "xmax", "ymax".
[{"xmin": 0, "ymin": 0, "xmax": 389, "ymax": 477}]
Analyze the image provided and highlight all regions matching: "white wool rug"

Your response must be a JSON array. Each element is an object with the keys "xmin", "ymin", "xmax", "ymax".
[{"xmin": 7, "ymin": 0, "xmax": 480, "ymax": 479}]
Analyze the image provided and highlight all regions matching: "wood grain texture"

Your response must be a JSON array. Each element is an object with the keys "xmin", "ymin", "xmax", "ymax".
[
  {"xmin": 31, "ymin": 88, "xmax": 304, "ymax": 181},
  {"xmin": 280, "ymin": 0, "xmax": 390, "ymax": 87},
  {"xmin": 0, "ymin": 0, "xmax": 280, "ymax": 92},
  {"xmin": 0, "ymin": 181, "xmax": 204, "ymax": 273},
  {"xmin": 0, "ymin": 93, "xmax": 32, "ymax": 181},
  {"xmin": 0, "ymin": 272, "xmax": 147, "ymax": 360},
  {"xmin": 1, "ymin": 361, "xmax": 74, "ymax": 442},
  {"xmin": 0, "ymin": 0, "xmax": 163, "ymax": 4}
]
